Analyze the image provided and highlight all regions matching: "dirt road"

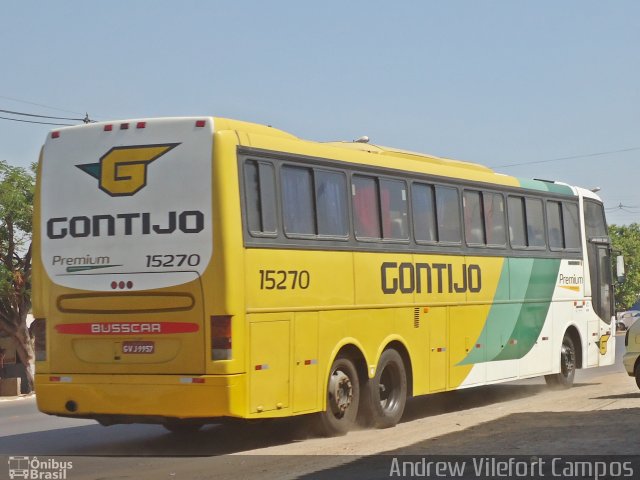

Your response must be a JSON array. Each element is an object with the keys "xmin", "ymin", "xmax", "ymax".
[
  {"xmin": 23, "ymin": 362, "xmax": 635, "ymax": 480},
  {"xmin": 2, "ymin": 339, "xmax": 638, "ymax": 479}
]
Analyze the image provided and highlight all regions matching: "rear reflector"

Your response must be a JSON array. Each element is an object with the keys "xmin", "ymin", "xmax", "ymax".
[
  {"xmin": 180, "ymin": 377, "xmax": 205, "ymax": 384},
  {"xmin": 136, "ymin": 121, "xmax": 146, "ymax": 129},
  {"xmin": 51, "ymin": 131, "xmax": 60, "ymax": 139},
  {"xmin": 195, "ymin": 120, "xmax": 206, "ymax": 128},
  {"xmin": 104, "ymin": 124, "xmax": 113, "ymax": 131},
  {"xmin": 120, "ymin": 123, "xmax": 129, "ymax": 130},
  {"xmin": 49, "ymin": 376, "xmax": 72, "ymax": 383},
  {"xmin": 211, "ymin": 315, "xmax": 232, "ymax": 360}
]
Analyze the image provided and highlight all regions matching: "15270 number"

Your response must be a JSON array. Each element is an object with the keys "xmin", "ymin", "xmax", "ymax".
[
  {"xmin": 145, "ymin": 254, "xmax": 201, "ymax": 268},
  {"xmin": 259, "ymin": 269, "xmax": 310, "ymax": 290}
]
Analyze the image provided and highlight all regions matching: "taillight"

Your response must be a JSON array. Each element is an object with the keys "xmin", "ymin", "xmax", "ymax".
[
  {"xmin": 211, "ymin": 315, "xmax": 232, "ymax": 360},
  {"xmin": 32, "ymin": 318, "xmax": 47, "ymax": 361}
]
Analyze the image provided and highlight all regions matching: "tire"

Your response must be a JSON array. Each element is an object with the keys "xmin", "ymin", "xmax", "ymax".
[
  {"xmin": 545, "ymin": 334, "xmax": 576, "ymax": 388},
  {"xmin": 362, "ymin": 349, "xmax": 407, "ymax": 429},
  {"xmin": 314, "ymin": 356, "xmax": 360, "ymax": 436},
  {"xmin": 635, "ymin": 364, "xmax": 640, "ymax": 391},
  {"xmin": 163, "ymin": 421, "xmax": 203, "ymax": 434}
]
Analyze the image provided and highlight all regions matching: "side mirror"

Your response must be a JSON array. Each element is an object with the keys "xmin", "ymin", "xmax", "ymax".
[{"xmin": 616, "ymin": 255, "xmax": 625, "ymax": 283}]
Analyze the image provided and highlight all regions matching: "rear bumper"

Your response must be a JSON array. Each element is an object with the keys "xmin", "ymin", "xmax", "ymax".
[{"xmin": 35, "ymin": 373, "xmax": 246, "ymax": 421}]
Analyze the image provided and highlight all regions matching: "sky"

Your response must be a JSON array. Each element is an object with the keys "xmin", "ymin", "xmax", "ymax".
[{"xmin": 2, "ymin": 1, "xmax": 639, "ymax": 225}]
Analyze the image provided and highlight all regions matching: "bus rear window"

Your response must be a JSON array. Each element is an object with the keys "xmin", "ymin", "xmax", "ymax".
[{"xmin": 244, "ymin": 161, "xmax": 277, "ymax": 236}]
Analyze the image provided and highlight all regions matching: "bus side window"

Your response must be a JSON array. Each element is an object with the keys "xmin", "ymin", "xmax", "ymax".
[
  {"xmin": 463, "ymin": 190, "xmax": 485, "ymax": 245},
  {"xmin": 353, "ymin": 175, "xmax": 381, "ymax": 239},
  {"xmin": 546, "ymin": 200, "xmax": 564, "ymax": 249},
  {"xmin": 315, "ymin": 170, "xmax": 349, "ymax": 237},
  {"xmin": 435, "ymin": 186, "xmax": 461, "ymax": 244},
  {"xmin": 412, "ymin": 183, "xmax": 437, "ymax": 243},
  {"xmin": 563, "ymin": 203, "xmax": 581, "ymax": 249},
  {"xmin": 525, "ymin": 198, "xmax": 546, "ymax": 248},
  {"xmin": 380, "ymin": 179, "xmax": 408, "ymax": 240},
  {"xmin": 508, "ymin": 196, "xmax": 526, "ymax": 247},
  {"xmin": 484, "ymin": 192, "xmax": 506, "ymax": 246},
  {"xmin": 281, "ymin": 165, "xmax": 315, "ymax": 235}
]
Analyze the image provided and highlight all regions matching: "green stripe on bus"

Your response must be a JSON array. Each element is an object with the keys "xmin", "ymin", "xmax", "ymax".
[
  {"xmin": 458, "ymin": 259, "xmax": 530, "ymax": 365},
  {"xmin": 458, "ymin": 258, "xmax": 561, "ymax": 365},
  {"xmin": 492, "ymin": 258, "xmax": 561, "ymax": 361}
]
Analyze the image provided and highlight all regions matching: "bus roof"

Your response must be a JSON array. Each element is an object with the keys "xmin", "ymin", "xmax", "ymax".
[{"xmin": 213, "ymin": 117, "xmax": 577, "ymax": 196}]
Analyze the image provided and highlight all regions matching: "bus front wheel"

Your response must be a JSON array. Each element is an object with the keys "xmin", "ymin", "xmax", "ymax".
[
  {"xmin": 545, "ymin": 334, "xmax": 576, "ymax": 388},
  {"xmin": 314, "ymin": 356, "xmax": 360, "ymax": 436},
  {"xmin": 363, "ymin": 349, "xmax": 407, "ymax": 429}
]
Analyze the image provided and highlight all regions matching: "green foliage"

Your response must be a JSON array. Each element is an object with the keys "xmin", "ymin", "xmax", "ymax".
[
  {"xmin": 609, "ymin": 223, "xmax": 640, "ymax": 312},
  {"xmin": 0, "ymin": 160, "xmax": 35, "ymax": 328}
]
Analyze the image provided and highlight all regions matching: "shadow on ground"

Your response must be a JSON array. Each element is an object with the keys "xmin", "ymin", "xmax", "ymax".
[
  {"xmin": 0, "ymin": 381, "xmax": 578, "ymax": 457},
  {"xmin": 300, "ymin": 407, "xmax": 640, "ymax": 479}
]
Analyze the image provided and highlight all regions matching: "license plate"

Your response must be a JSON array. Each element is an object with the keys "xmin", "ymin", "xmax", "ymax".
[{"xmin": 122, "ymin": 341, "xmax": 155, "ymax": 354}]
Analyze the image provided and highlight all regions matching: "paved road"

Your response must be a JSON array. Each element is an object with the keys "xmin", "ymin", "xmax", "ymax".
[{"xmin": 0, "ymin": 335, "xmax": 636, "ymax": 480}]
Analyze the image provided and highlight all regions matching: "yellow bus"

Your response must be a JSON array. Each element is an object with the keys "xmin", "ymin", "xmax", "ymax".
[{"xmin": 33, "ymin": 117, "xmax": 615, "ymax": 435}]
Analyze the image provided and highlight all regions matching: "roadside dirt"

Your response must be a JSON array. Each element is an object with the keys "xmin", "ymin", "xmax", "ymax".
[
  {"xmin": 51, "ymin": 366, "xmax": 640, "ymax": 480},
  {"xmin": 241, "ymin": 370, "xmax": 640, "ymax": 457}
]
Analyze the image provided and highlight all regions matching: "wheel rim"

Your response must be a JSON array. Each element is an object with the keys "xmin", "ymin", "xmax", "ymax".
[
  {"xmin": 328, "ymin": 369, "xmax": 353, "ymax": 419},
  {"xmin": 378, "ymin": 363, "xmax": 400, "ymax": 413},
  {"xmin": 560, "ymin": 341, "xmax": 575, "ymax": 378}
]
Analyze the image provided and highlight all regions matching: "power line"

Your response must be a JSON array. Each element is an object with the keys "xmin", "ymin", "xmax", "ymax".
[
  {"xmin": 492, "ymin": 147, "xmax": 640, "ymax": 168},
  {"xmin": 0, "ymin": 108, "xmax": 86, "ymax": 122},
  {"xmin": 0, "ymin": 115, "xmax": 75, "ymax": 126},
  {"xmin": 605, "ymin": 203, "xmax": 640, "ymax": 214},
  {"xmin": 0, "ymin": 95, "xmax": 84, "ymax": 115}
]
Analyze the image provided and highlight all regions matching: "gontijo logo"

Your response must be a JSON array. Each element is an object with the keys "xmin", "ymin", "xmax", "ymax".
[{"xmin": 76, "ymin": 143, "xmax": 179, "ymax": 196}]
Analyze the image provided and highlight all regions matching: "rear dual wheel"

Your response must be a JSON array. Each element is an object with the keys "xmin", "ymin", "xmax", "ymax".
[
  {"xmin": 362, "ymin": 349, "xmax": 408, "ymax": 429},
  {"xmin": 315, "ymin": 349, "xmax": 408, "ymax": 436}
]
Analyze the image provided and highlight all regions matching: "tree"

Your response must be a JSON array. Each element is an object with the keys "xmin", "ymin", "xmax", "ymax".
[
  {"xmin": 0, "ymin": 160, "xmax": 35, "ymax": 392},
  {"xmin": 609, "ymin": 223, "xmax": 640, "ymax": 312}
]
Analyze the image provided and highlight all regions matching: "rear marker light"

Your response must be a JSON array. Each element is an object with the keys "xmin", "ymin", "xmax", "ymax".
[
  {"xmin": 136, "ymin": 122, "xmax": 146, "ymax": 129},
  {"xmin": 120, "ymin": 123, "xmax": 129, "ymax": 130},
  {"xmin": 118, "ymin": 281, "xmax": 125, "ymax": 289},
  {"xmin": 51, "ymin": 131, "xmax": 60, "ymax": 139},
  {"xmin": 126, "ymin": 281, "xmax": 133, "ymax": 289},
  {"xmin": 195, "ymin": 120, "xmax": 206, "ymax": 128},
  {"xmin": 104, "ymin": 124, "xmax": 113, "ymax": 131}
]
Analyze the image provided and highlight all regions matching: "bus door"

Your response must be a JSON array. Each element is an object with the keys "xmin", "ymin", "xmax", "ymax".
[{"xmin": 584, "ymin": 200, "xmax": 614, "ymax": 366}]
